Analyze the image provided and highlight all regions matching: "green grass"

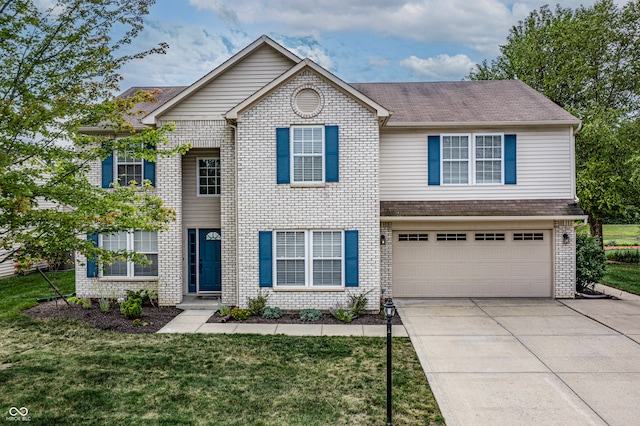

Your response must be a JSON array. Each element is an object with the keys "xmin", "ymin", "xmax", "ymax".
[
  {"xmin": 602, "ymin": 224, "xmax": 640, "ymax": 245},
  {"xmin": 0, "ymin": 271, "xmax": 444, "ymax": 425},
  {"xmin": 602, "ymin": 263, "xmax": 640, "ymax": 296}
]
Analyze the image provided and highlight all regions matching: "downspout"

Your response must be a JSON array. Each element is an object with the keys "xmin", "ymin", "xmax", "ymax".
[{"xmin": 228, "ymin": 121, "xmax": 240, "ymax": 306}]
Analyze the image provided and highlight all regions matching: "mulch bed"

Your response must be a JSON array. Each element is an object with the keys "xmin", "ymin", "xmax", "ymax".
[
  {"xmin": 207, "ymin": 312, "xmax": 403, "ymax": 325},
  {"xmin": 24, "ymin": 300, "xmax": 183, "ymax": 334},
  {"xmin": 24, "ymin": 300, "xmax": 403, "ymax": 334}
]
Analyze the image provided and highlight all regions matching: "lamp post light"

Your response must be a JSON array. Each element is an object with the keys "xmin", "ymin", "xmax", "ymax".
[{"xmin": 384, "ymin": 298, "xmax": 396, "ymax": 426}]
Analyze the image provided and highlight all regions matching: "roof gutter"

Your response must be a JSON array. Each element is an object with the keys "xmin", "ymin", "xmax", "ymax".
[
  {"xmin": 384, "ymin": 120, "xmax": 581, "ymax": 128},
  {"xmin": 380, "ymin": 215, "xmax": 588, "ymax": 222}
]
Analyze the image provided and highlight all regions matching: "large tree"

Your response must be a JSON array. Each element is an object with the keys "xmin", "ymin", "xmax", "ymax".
[
  {"xmin": 469, "ymin": 0, "xmax": 640, "ymax": 239},
  {"xmin": 0, "ymin": 0, "xmax": 189, "ymax": 280}
]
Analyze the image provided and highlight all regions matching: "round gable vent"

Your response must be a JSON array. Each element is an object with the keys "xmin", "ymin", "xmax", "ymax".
[{"xmin": 292, "ymin": 86, "xmax": 323, "ymax": 118}]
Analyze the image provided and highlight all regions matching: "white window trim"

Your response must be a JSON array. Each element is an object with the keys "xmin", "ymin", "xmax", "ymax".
[
  {"xmin": 99, "ymin": 231, "xmax": 158, "ymax": 279},
  {"xmin": 196, "ymin": 156, "xmax": 221, "ymax": 197},
  {"xmin": 115, "ymin": 146, "xmax": 144, "ymax": 186},
  {"xmin": 273, "ymin": 230, "xmax": 344, "ymax": 288},
  {"xmin": 473, "ymin": 133, "xmax": 504, "ymax": 186},
  {"xmin": 290, "ymin": 125, "xmax": 325, "ymax": 184},
  {"xmin": 440, "ymin": 133, "xmax": 504, "ymax": 186}
]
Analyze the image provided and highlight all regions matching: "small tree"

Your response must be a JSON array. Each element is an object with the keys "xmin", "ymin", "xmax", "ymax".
[{"xmin": 576, "ymin": 233, "xmax": 607, "ymax": 293}]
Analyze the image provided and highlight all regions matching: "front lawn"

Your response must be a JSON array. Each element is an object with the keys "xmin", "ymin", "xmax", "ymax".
[
  {"xmin": 602, "ymin": 224, "xmax": 640, "ymax": 245},
  {"xmin": 601, "ymin": 263, "xmax": 640, "ymax": 296},
  {"xmin": 0, "ymin": 271, "xmax": 444, "ymax": 425}
]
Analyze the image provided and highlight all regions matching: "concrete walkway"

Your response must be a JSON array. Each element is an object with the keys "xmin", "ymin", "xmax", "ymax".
[
  {"xmin": 396, "ymin": 297, "xmax": 640, "ymax": 426},
  {"xmin": 157, "ymin": 309, "xmax": 408, "ymax": 337}
]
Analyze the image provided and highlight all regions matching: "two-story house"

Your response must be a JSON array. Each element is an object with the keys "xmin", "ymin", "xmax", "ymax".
[{"xmin": 76, "ymin": 35, "xmax": 584, "ymax": 309}]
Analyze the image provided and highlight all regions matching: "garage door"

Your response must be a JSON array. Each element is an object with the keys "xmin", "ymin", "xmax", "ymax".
[{"xmin": 393, "ymin": 230, "xmax": 552, "ymax": 297}]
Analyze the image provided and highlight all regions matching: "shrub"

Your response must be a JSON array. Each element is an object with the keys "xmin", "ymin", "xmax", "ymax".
[
  {"xmin": 81, "ymin": 297, "xmax": 92, "ymax": 309},
  {"xmin": 126, "ymin": 289, "xmax": 157, "ymax": 307},
  {"xmin": 66, "ymin": 296, "xmax": 80, "ymax": 304},
  {"xmin": 218, "ymin": 305, "xmax": 232, "ymax": 316},
  {"xmin": 329, "ymin": 303, "xmax": 354, "ymax": 323},
  {"xmin": 230, "ymin": 308, "xmax": 251, "ymax": 321},
  {"xmin": 606, "ymin": 249, "xmax": 640, "ymax": 264},
  {"xmin": 300, "ymin": 308, "xmax": 321, "ymax": 322},
  {"xmin": 346, "ymin": 289, "xmax": 371, "ymax": 317},
  {"xmin": 576, "ymin": 234, "xmax": 607, "ymax": 293},
  {"xmin": 120, "ymin": 298, "xmax": 142, "ymax": 320},
  {"xmin": 246, "ymin": 290, "xmax": 269, "ymax": 316},
  {"xmin": 262, "ymin": 306, "xmax": 283, "ymax": 319},
  {"xmin": 99, "ymin": 299, "xmax": 111, "ymax": 313}
]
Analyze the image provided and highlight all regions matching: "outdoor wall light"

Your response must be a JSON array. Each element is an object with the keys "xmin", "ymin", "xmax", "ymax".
[
  {"xmin": 563, "ymin": 233, "xmax": 570, "ymax": 244},
  {"xmin": 380, "ymin": 235, "xmax": 387, "ymax": 245}
]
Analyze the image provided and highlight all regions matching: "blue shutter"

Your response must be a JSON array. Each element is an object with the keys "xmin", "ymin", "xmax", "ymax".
[
  {"xmin": 428, "ymin": 136, "xmax": 440, "ymax": 185},
  {"xmin": 259, "ymin": 231, "xmax": 273, "ymax": 287},
  {"xmin": 504, "ymin": 134, "xmax": 517, "ymax": 185},
  {"xmin": 276, "ymin": 128, "xmax": 290, "ymax": 184},
  {"xmin": 86, "ymin": 233, "xmax": 99, "ymax": 278},
  {"xmin": 325, "ymin": 125, "xmax": 339, "ymax": 182},
  {"xmin": 344, "ymin": 230, "xmax": 359, "ymax": 287},
  {"xmin": 101, "ymin": 151, "xmax": 113, "ymax": 188},
  {"xmin": 188, "ymin": 229, "xmax": 196, "ymax": 293},
  {"xmin": 143, "ymin": 144, "xmax": 156, "ymax": 186}
]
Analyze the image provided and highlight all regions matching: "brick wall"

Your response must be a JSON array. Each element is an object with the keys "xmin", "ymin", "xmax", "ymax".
[
  {"xmin": 380, "ymin": 222, "xmax": 392, "ymax": 298},
  {"xmin": 232, "ymin": 70, "xmax": 381, "ymax": 311},
  {"xmin": 554, "ymin": 220, "xmax": 576, "ymax": 298}
]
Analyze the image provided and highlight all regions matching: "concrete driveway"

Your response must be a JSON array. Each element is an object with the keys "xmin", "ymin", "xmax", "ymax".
[{"xmin": 396, "ymin": 298, "xmax": 640, "ymax": 426}]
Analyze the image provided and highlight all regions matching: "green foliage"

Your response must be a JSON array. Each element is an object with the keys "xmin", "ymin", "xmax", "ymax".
[
  {"xmin": 329, "ymin": 303, "xmax": 354, "ymax": 323},
  {"xmin": 606, "ymin": 249, "xmax": 640, "ymax": 264},
  {"xmin": 299, "ymin": 309, "xmax": 322, "ymax": 322},
  {"xmin": 81, "ymin": 297, "xmax": 92, "ymax": 309},
  {"xmin": 346, "ymin": 289, "xmax": 371, "ymax": 317},
  {"xmin": 576, "ymin": 234, "xmax": 607, "ymax": 292},
  {"xmin": 602, "ymin": 263, "xmax": 640, "ymax": 296},
  {"xmin": 120, "ymin": 298, "xmax": 142, "ymax": 320},
  {"xmin": 230, "ymin": 308, "xmax": 251, "ymax": 321},
  {"xmin": 469, "ymin": 0, "xmax": 640, "ymax": 228},
  {"xmin": 218, "ymin": 305, "xmax": 232, "ymax": 316},
  {"xmin": 0, "ymin": 0, "xmax": 191, "ymax": 275},
  {"xmin": 262, "ymin": 306, "xmax": 283, "ymax": 320},
  {"xmin": 126, "ymin": 288, "xmax": 157, "ymax": 307},
  {"xmin": 66, "ymin": 296, "xmax": 80, "ymax": 305},
  {"xmin": 99, "ymin": 299, "xmax": 111, "ymax": 313},
  {"xmin": 246, "ymin": 289, "xmax": 269, "ymax": 316}
]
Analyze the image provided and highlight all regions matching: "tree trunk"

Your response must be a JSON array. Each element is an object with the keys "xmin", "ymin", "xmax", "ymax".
[{"xmin": 588, "ymin": 217, "xmax": 604, "ymax": 246}]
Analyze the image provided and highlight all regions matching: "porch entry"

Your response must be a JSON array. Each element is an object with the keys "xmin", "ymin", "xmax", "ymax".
[{"xmin": 188, "ymin": 229, "xmax": 221, "ymax": 293}]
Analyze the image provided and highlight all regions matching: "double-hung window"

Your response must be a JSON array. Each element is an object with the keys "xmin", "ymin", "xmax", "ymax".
[
  {"xmin": 274, "ymin": 230, "xmax": 343, "ymax": 287},
  {"xmin": 197, "ymin": 157, "xmax": 221, "ymax": 196},
  {"xmin": 475, "ymin": 134, "xmax": 503, "ymax": 184},
  {"xmin": 101, "ymin": 231, "xmax": 158, "ymax": 278},
  {"xmin": 442, "ymin": 135, "xmax": 470, "ymax": 184},
  {"xmin": 292, "ymin": 126, "xmax": 324, "ymax": 183},
  {"xmin": 116, "ymin": 150, "xmax": 143, "ymax": 186},
  {"xmin": 439, "ymin": 133, "xmax": 504, "ymax": 185}
]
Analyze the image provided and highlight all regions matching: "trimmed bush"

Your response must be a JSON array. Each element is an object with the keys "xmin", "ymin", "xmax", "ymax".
[
  {"xmin": 576, "ymin": 234, "xmax": 606, "ymax": 293},
  {"xmin": 300, "ymin": 309, "xmax": 321, "ymax": 322},
  {"xmin": 120, "ymin": 298, "xmax": 142, "ymax": 320},
  {"xmin": 262, "ymin": 306, "xmax": 283, "ymax": 319},
  {"xmin": 606, "ymin": 249, "xmax": 640, "ymax": 264},
  {"xmin": 230, "ymin": 308, "xmax": 251, "ymax": 321},
  {"xmin": 246, "ymin": 290, "xmax": 269, "ymax": 316}
]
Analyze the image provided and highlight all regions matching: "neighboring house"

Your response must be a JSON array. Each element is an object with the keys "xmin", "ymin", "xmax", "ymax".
[{"xmin": 76, "ymin": 35, "xmax": 584, "ymax": 309}]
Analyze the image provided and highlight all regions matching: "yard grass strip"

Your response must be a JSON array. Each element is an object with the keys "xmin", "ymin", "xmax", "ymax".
[
  {"xmin": 602, "ymin": 263, "xmax": 640, "ymax": 296},
  {"xmin": 0, "ymin": 271, "xmax": 444, "ymax": 425}
]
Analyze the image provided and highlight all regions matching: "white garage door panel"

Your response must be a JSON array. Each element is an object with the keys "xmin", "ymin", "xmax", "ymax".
[{"xmin": 393, "ymin": 230, "xmax": 552, "ymax": 298}]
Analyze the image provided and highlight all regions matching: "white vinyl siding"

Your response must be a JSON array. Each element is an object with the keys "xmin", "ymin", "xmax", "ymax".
[
  {"xmin": 182, "ymin": 149, "xmax": 221, "ymax": 228},
  {"xmin": 379, "ymin": 127, "xmax": 575, "ymax": 201},
  {"xmin": 160, "ymin": 45, "xmax": 296, "ymax": 120}
]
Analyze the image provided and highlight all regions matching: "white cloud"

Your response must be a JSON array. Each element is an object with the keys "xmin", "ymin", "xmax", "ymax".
[
  {"xmin": 369, "ymin": 56, "xmax": 389, "ymax": 67},
  {"xmin": 400, "ymin": 53, "xmax": 475, "ymax": 81}
]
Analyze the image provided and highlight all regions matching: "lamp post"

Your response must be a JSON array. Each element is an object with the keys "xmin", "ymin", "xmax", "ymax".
[{"xmin": 384, "ymin": 298, "xmax": 396, "ymax": 426}]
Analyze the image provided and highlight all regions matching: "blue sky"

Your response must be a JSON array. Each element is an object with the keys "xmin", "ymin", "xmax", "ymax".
[{"xmin": 115, "ymin": 0, "xmax": 624, "ymax": 91}]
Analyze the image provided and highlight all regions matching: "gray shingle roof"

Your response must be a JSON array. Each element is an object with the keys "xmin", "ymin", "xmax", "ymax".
[
  {"xmin": 119, "ymin": 86, "xmax": 188, "ymax": 127},
  {"xmin": 351, "ymin": 80, "xmax": 579, "ymax": 125},
  {"xmin": 380, "ymin": 199, "xmax": 584, "ymax": 217}
]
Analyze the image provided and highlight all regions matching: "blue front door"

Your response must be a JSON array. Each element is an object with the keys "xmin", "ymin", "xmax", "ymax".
[{"xmin": 199, "ymin": 229, "xmax": 221, "ymax": 292}]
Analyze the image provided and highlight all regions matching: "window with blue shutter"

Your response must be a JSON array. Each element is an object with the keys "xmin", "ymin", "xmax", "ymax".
[
  {"xmin": 276, "ymin": 128, "xmax": 290, "ymax": 184},
  {"xmin": 428, "ymin": 136, "xmax": 440, "ymax": 185},
  {"xmin": 259, "ymin": 231, "xmax": 273, "ymax": 287},
  {"xmin": 504, "ymin": 134, "xmax": 517, "ymax": 185},
  {"xmin": 325, "ymin": 125, "xmax": 339, "ymax": 182},
  {"xmin": 101, "ymin": 152, "xmax": 113, "ymax": 188},
  {"xmin": 144, "ymin": 144, "xmax": 156, "ymax": 187},
  {"xmin": 86, "ymin": 233, "xmax": 99, "ymax": 277},
  {"xmin": 344, "ymin": 230, "xmax": 359, "ymax": 287}
]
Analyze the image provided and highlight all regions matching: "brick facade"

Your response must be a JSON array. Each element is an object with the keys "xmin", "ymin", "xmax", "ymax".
[
  {"xmin": 554, "ymin": 220, "xmax": 576, "ymax": 298},
  {"xmin": 230, "ymin": 70, "xmax": 381, "ymax": 311}
]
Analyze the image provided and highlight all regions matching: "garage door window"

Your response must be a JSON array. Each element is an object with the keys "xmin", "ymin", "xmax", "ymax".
[
  {"xmin": 475, "ymin": 233, "xmax": 505, "ymax": 241},
  {"xmin": 514, "ymin": 233, "xmax": 544, "ymax": 241},
  {"xmin": 437, "ymin": 233, "xmax": 467, "ymax": 241},
  {"xmin": 398, "ymin": 233, "xmax": 429, "ymax": 241}
]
